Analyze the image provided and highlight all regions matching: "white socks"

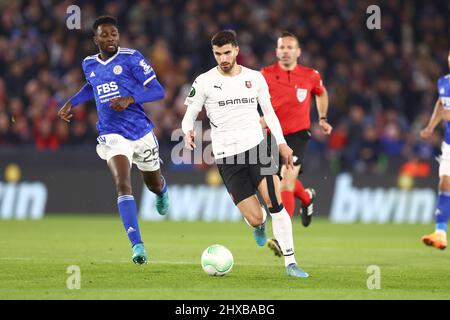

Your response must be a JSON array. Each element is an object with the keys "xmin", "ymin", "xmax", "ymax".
[
  {"xmin": 260, "ymin": 206, "xmax": 267, "ymax": 226},
  {"xmin": 270, "ymin": 207, "xmax": 297, "ymax": 266},
  {"xmin": 436, "ymin": 229, "xmax": 447, "ymax": 239}
]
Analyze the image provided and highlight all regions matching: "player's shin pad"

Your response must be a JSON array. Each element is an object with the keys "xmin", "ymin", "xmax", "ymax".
[{"xmin": 266, "ymin": 175, "xmax": 283, "ymax": 213}]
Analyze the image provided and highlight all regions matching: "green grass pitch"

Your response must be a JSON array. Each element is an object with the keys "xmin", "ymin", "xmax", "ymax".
[{"xmin": 0, "ymin": 215, "xmax": 449, "ymax": 300}]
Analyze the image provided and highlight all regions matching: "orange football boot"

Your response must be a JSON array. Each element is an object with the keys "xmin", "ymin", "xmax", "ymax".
[{"xmin": 421, "ymin": 232, "xmax": 447, "ymax": 250}]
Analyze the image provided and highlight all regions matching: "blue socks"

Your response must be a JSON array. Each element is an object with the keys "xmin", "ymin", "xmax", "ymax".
[
  {"xmin": 117, "ymin": 176, "xmax": 166, "ymax": 247},
  {"xmin": 435, "ymin": 192, "xmax": 450, "ymax": 232},
  {"xmin": 117, "ymin": 195, "xmax": 142, "ymax": 247}
]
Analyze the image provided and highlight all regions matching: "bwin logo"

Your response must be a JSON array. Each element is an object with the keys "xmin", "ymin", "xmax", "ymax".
[
  {"xmin": 0, "ymin": 182, "xmax": 47, "ymax": 219},
  {"xmin": 330, "ymin": 173, "xmax": 435, "ymax": 224}
]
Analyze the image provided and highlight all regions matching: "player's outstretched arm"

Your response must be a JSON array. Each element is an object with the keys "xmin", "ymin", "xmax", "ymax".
[
  {"xmin": 257, "ymin": 80, "xmax": 286, "ymax": 144},
  {"xmin": 421, "ymin": 99, "xmax": 443, "ymax": 139},
  {"xmin": 261, "ymin": 104, "xmax": 293, "ymax": 169},
  {"xmin": 278, "ymin": 143, "xmax": 294, "ymax": 169},
  {"xmin": 181, "ymin": 103, "xmax": 202, "ymax": 150},
  {"xmin": 132, "ymin": 78, "xmax": 165, "ymax": 104},
  {"xmin": 110, "ymin": 79, "xmax": 165, "ymax": 112},
  {"xmin": 182, "ymin": 76, "xmax": 206, "ymax": 150},
  {"xmin": 57, "ymin": 100, "xmax": 73, "ymax": 123},
  {"xmin": 184, "ymin": 130, "xmax": 196, "ymax": 150},
  {"xmin": 315, "ymin": 88, "xmax": 332, "ymax": 134},
  {"xmin": 58, "ymin": 82, "xmax": 94, "ymax": 122},
  {"xmin": 109, "ymin": 96, "xmax": 135, "ymax": 112},
  {"xmin": 259, "ymin": 116, "xmax": 268, "ymax": 129},
  {"xmin": 257, "ymin": 76, "xmax": 293, "ymax": 169}
]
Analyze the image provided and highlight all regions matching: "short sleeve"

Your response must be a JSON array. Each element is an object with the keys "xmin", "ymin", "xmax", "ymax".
[
  {"xmin": 255, "ymin": 72, "xmax": 271, "ymax": 106},
  {"xmin": 438, "ymin": 78, "xmax": 444, "ymax": 97},
  {"xmin": 130, "ymin": 50, "xmax": 157, "ymax": 86},
  {"xmin": 81, "ymin": 60, "xmax": 90, "ymax": 84},
  {"xmin": 184, "ymin": 76, "xmax": 206, "ymax": 109},
  {"xmin": 311, "ymin": 69, "xmax": 325, "ymax": 95}
]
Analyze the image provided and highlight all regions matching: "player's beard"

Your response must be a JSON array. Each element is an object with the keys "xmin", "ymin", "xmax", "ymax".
[
  {"xmin": 103, "ymin": 43, "xmax": 118, "ymax": 57},
  {"xmin": 219, "ymin": 59, "xmax": 236, "ymax": 73}
]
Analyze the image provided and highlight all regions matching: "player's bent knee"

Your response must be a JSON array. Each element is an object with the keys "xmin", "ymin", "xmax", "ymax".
[
  {"xmin": 280, "ymin": 174, "xmax": 296, "ymax": 190},
  {"xmin": 251, "ymin": 217, "xmax": 263, "ymax": 228},
  {"xmin": 245, "ymin": 213, "xmax": 263, "ymax": 227},
  {"xmin": 280, "ymin": 182, "xmax": 295, "ymax": 192}
]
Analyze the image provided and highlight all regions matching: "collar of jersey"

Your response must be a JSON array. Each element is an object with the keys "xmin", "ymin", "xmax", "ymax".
[
  {"xmin": 215, "ymin": 65, "xmax": 243, "ymax": 78},
  {"xmin": 95, "ymin": 47, "xmax": 121, "ymax": 65},
  {"xmin": 276, "ymin": 62, "xmax": 299, "ymax": 73}
]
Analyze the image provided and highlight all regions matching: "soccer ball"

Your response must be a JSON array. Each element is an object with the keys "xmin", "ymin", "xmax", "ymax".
[{"xmin": 201, "ymin": 244, "xmax": 234, "ymax": 276}]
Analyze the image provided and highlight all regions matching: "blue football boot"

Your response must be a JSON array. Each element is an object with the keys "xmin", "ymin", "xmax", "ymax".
[
  {"xmin": 156, "ymin": 191, "xmax": 169, "ymax": 215},
  {"xmin": 253, "ymin": 221, "xmax": 267, "ymax": 247},
  {"xmin": 286, "ymin": 263, "xmax": 309, "ymax": 278},
  {"xmin": 132, "ymin": 243, "xmax": 148, "ymax": 265}
]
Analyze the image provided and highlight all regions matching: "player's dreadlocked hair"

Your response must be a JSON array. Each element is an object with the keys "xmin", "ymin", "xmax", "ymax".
[
  {"xmin": 211, "ymin": 29, "xmax": 238, "ymax": 47},
  {"xmin": 92, "ymin": 15, "xmax": 118, "ymax": 34}
]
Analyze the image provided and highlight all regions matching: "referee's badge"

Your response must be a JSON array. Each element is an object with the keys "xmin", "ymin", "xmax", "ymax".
[
  {"xmin": 245, "ymin": 81, "xmax": 252, "ymax": 88},
  {"xmin": 113, "ymin": 65, "xmax": 123, "ymax": 75},
  {"xmin": 296, "ymin": 88, "xmax": 307, "ymax": 102}
]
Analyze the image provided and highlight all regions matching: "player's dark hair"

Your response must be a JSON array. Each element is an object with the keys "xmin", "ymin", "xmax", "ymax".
[
  {"xmin": 211, "ymin": 30, "xmax": 238, "ymax": 47},
  {"xmin": 92, "ymin": 15, "xmax": 118, "ymax": 34},
  {"xmin": 279, "ymin": 31, "xmax": 300, "ymax": 46}
]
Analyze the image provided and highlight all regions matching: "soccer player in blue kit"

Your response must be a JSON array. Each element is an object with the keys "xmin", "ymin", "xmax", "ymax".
[
  {"xmin": 58, "ymin": 16, "xmax": 169, "ymax": 264},
  {"xmin": 420, "ymin": 51, "xmax": 450, "ymax": 250}
]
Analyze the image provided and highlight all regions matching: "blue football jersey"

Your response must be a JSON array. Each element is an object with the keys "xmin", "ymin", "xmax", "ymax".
[
  {"xmin": 438, "ymin": 75, "xmax": 450, "ymax": 144},
  {"xmin": 82, "ymin": 47, "xmax": 158, "ymax": 140}
]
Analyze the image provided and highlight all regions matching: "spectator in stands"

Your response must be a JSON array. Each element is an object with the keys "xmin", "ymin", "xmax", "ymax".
[{"xmin": 0, "ymin": 0, "xmax": 447, "ymax": 177}]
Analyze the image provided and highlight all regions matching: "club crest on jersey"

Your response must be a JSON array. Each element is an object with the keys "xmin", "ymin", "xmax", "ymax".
[
  {"xmin": 245, "ymin": 81, "xmax": 252, "ymax": 88},
  {"xmin": 296, "ymin": 88, "xmax": 307, "ymax": 102},
  {"xmin": 113, "ymin": 65, "xmax": 122, "ymax": 75}
]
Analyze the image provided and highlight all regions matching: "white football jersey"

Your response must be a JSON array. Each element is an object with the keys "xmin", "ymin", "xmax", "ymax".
[{"xmin": 184, "ymin": 66, "xmax": 280, "ymax": 159}]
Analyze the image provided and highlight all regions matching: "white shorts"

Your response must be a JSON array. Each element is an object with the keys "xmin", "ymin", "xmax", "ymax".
[
  {"xmin": 96, "ymin": 131, "xmax": 161, "ymax": 172},
  {"xmin": 439, "ymin": 142, "xmax": 450, "ymax": 177}
]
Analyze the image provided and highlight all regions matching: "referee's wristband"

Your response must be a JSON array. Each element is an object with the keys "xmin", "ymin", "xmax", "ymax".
[{"xmin": 320, "ymin": 117, "xmax": 328, "ymax": 121}]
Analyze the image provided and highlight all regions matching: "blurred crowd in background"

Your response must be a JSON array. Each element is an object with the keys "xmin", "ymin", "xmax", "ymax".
[{"xmin": 0, "ymin": 0, "xmax": 448, "ymax": 175}]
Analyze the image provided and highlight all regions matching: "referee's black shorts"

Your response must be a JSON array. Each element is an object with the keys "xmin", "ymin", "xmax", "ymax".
[
  {"xmin": 216, "ymin": 141, "xmax": 279, "ymax": 205},
  {"xmin": 268, "ymin": 129, "xmax": 311, "ymax": 174},
  {"xmin": 284, "ymin": 129, "xmax": 311, "ymax": 167}
]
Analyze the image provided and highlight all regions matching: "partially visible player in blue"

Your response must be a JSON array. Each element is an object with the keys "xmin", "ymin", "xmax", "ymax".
[
  {"xmin": 420, "ymin": 50, "xmax": 450, "ymax": 250},
  {"xmin": 58, "ymin": 16, "xmax": 169, "ymax": 264}
]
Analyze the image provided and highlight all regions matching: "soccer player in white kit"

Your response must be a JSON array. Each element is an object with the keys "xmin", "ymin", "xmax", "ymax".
[{"xmin": 182, "ymin": 30, "xmax": 309, "ymax": 277}]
